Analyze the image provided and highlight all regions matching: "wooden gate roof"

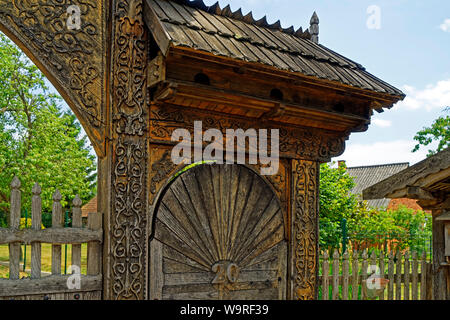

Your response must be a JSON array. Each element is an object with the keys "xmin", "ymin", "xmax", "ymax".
[
  {"xmin": 144, "ymin": 0, "xmax": 405, "ymax": 101},
  {"xmin": 363, "ymin": 148, "xmax": 450, "ymax": 204}
]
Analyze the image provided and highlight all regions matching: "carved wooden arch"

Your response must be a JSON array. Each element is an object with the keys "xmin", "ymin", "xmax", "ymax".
[
  {"xmin": 148, "ymin": 159, "xmax": 289, "ymax": 241},
  {"xmin": 0, "ymin": 1, "xmax": 108, "ymax": 157},
  {"xmin": 149, "ymin": 162, "xmax": 288, "ymax": 300}
]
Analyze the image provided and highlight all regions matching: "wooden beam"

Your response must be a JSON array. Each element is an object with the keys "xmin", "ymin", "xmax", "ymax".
[
  {"xmin": 0, "ymin": 228, "xmax": 103, "ymax": 245},
  {"xmin": 406, "ymin": 186, "xmax": 436, "ymax": 200},
  {"xmin": 0, "ymin": 275, "xmax": 102, "ymax": 297}
]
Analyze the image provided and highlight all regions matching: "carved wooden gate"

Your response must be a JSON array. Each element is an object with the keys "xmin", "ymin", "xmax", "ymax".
[{"xmin": 149, "ymin": 164, "xmax": 287, "ymax": 300}]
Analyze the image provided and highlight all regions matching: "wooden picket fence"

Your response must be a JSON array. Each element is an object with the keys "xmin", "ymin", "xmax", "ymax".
[
  {"xmin": 319, "ymin": 249, "xmax": 433, "ymax": 300},
  {"xmin": 0, "ymin": 177, "xmax": 103, "ymax": 300}
]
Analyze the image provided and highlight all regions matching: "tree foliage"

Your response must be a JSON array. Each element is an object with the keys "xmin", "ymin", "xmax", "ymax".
[
  {"xmin": 319, "ymin": 163, "xmax": 432, "ymax": 253},
  {"xmin": 0, "ymin": 33, "xmax": 96, "ymax": 223},
  {"xmin": 413, "ymin": 107, "xmax": 450, "ymax": 156}
]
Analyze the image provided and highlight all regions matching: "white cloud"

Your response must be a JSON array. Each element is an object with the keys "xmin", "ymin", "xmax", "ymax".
[
  {"xmin": 396, "ymin": 79, "xmax": 450, "ymax": 111},
  {"xmin": 334, "ymin": 140, "xmax": 433, "ymax": 168},
  {"xmin": 372, "ymin": 118, "xmax": 392, "ymax": 128},
  {"xmin": 440, "ymin": 19, "xmax": 450, "ymax": 32}
]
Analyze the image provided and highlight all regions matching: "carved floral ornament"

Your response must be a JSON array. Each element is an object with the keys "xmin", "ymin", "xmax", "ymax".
[{"xmin": 149, "ymin": 103, "xmax": 348, "ymax": 163}]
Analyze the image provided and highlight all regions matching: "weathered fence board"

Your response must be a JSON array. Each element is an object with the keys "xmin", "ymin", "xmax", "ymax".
[
  {"xmin": 320, "ymin": 249, "xmax": 432, "ymax": 300},
  {"xmin": 0, "ymin": 177, "xmax": 103, "ymax": 300}
]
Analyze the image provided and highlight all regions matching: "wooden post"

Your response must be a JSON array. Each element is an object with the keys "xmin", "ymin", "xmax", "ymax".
[
  {"xmin": 379, "ymin": 252, "xmax": 385, "ymax": 300},
  {"xmin": 388, "ymin": 251, "xmax": 394, "ymax": 300},
  {"xmin": 432, "ymin": 212, "xmax": 447, "ymax": 300},
  {"xmin": 351, "ymin": 251, "xmax": 359, "ymax": 300},
  {"xmin": 9, "ymin": 177, "xmax": 21, "ymax": 280},
  {"xmin": 290, "ymin": 160, "xmax": 319, "ymax": 300},
  {"xmin": 404, "ymin": 251, "xmax": 410, "ymax": 300},
  {"xmin": 31, "ymin": 183, "xmax": 42, "ymax": 279},
  {"xmin": 332, "ymin": 249, "xmax": 339, "ymax": 300},
  {"xmin": 87, "ymin": 212, "xmax": 102, "ymax": 276},
  {"xmin": 342, "ymin": 251, "xmax": 349, "ymax": 300},
  {"xmin": 420, "ymin": 252, "xmax": 427, "ymax": 300},
  {"xmin": 361, "ymin": 250, "xmax": 368, "ymax": 300},
  {"xmin": 51, "ymin": 190, "xmax": 63, "ymax": 275},
  {"xmin": 395, "ymin": 251, "xmax": 402, "ymax": 300},
  {"xmin": 412, "ymin": 251, "xmax": 418, "ymax": 300},
  {"xmin": 72, "ymin": 195, "xmax": 82, "ymax": 273},
  {"xmin": 322, "ymin": 251, "xmax": 329, "ymax": 300}
]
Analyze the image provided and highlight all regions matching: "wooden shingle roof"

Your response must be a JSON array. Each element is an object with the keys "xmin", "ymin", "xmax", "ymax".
[
  {"xmin": 363, "ymin": 148, "xmax": 450, "ymax": 201},
  {"xmin": 144, "ymin": 0, "xmax": 405, "ymax": 100},
  {"xmin": 348, "ymin": 163, "xmax": 410, "ymax": 209}
]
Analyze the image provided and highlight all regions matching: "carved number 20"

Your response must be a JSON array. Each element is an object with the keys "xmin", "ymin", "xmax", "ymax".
[{"xmin": 212, "ymin": 262, "xmax": 239, "ymax": 284}]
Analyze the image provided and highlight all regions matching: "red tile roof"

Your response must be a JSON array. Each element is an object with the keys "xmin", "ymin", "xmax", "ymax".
[{"xmin": 82, "ymin": 196, "xmax": 97, "ymax": 218}]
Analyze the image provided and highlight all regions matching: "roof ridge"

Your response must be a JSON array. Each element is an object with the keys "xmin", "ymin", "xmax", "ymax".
[
  {"xmin": 169, "ymin": 0, "xmax": 313, "ymax": 40},
  {"xmin": 348, "ymin": 162, "xmax": 410, "ymax": 170}
]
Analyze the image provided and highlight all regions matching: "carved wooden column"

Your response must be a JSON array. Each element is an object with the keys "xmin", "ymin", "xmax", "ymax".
[
  {"xmin": 103, "ymin": 0, "xmax": 149, "ymax": 300},
  {"xmin": 290, "ymin": 159, "xmax": 320, "ymax": 300}
]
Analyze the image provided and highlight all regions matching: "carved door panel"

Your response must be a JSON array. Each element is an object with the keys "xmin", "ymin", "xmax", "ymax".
[{"xmin": 149, "ymin": 164, "xmax": 287, "ymax": 300}]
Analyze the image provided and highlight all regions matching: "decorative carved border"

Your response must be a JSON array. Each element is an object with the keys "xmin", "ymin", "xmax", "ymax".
[
  {"xmin": 0, "ymin": 0, "xmax": 106, "ymax": 155},
  {"xmin": 109, "ymin": 0, "xmax": 149, "ymax": 300},
  {"xmin": 149, "ymin": 103, "xmax": 347, "ymax": 162},
  {"xmin": 291, "ymin": 160, "xmax": 319, "ymax": 300}
]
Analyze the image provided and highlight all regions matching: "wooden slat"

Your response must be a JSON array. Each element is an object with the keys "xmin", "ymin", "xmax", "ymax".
[
  {"xmin": 51, "ymin": 190, "xmax": 63, "ymax": 275},
  {"xmin": 0, "ymin": 275, "xmax": 102, "ymax": 297},
  {"xmin": 351, "ymin": 251, "xmax": 358, "ymax": 300},
  {"xmin": 420, "ymin": 252, "xmax": 427, "ymax": 300},
  {"xmin": 87, "ymin": 212, "xmax": 102, "ymax": 276},
  {"xmin": 322, "ymin": 251, "xmax": 329, "ymax": 300},
  {"xmin": 342, "ymin": 251, "xmax": 349, "ymax": 300},
  {"xmin": 0, "ymin": 228, "xmax": 102, "ymax": 245},
  {"xmin": 388, "ymin": 251, "xmax": 394, "ymax": 300},
  {"xmin": 404, "ymin": 252, "xmax": 410, "ymax": 300},
  {"xmin": 9, "ymin": 177, "xmax": 21, "ymax": 280},
  {"xmin": 395, "ymin": 251, "xmax": 402, "ymax": 300},
  {"xmin": 31, "ymin": 183, "xmax": 42, "ymax": 279},
  {"xmin": 379, "ymin": 252, "xmax": 385, "ymax": 300},
  {"xmin": 332, "ymin": 249, "xmax": 339, "ymax": 300},
  {"xmin": 412, "ymin": 252, "xmax": 418, "ymax": 300},
  {"xmin": 361, "ymin": 250, "xmax": 368, "ymax": 300},
  {"xmin": 71, "ymin": 196, "xmax": 82, "ymax": 273}
]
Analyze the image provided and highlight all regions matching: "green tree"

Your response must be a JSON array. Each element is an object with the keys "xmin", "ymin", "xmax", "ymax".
[
  {"xmin": 413, "ymin": 107, "xmax": 449, "ymax": 156},
  {"xmin": 319, "ymin": 162, "xmax": 360, "ymax": 250},
  {"xmin": 0, "ymin": 33, "xmax": 96, "ymax": 225}
]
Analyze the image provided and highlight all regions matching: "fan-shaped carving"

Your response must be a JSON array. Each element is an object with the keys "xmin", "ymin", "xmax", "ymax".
[{"xmin": 150, "ymin": 164, "xmax": 287, "ymax": 300}]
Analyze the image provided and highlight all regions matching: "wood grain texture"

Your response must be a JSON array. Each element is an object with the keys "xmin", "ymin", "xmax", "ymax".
[
  {"xmin": 0, "ymin": 275, "xmax": 102, "ymax": 297},
  {"xmin": 290, "ymin": 160, "xmax": 319, "ymax": 300},
  {"xmin": 0, "ymin": 228, "xmax": 103, "ymax": 245},
  {"xmin": 9, "ymin": 177, "xmax": 21, "ymax": 280},
  {"xmin": 150, "ymin": 164, "xmax": 287, "ymax": 300},
  {"xmin": 31, "ymin": 183, "xmax": 42, "ymax": 279}
]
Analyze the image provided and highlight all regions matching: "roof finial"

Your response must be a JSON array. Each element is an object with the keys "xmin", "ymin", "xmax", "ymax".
[{"xmin": 310, "ymin": 11, "xmax": 319, "ymax": 44}]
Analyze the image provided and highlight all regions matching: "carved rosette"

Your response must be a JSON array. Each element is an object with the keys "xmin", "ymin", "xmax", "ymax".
[
  {"xmin": 109, "ymin": 0, "xmax": 148, "ymax": 300},
  {"xmin": 0, "ymin": 0, "xmax": 106, "ymax": 155},
  {"xmin": 291, "ymin": 160, "xmax": 319, "ymax": 300}
]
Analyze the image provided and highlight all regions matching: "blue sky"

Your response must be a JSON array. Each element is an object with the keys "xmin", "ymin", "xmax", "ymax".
[
  {"xmin": 202, "ymin": 0, "xmax": 450, "ymax": 167},
  {"xmin": 38, "ymin": 1, "xmax": 449, "ymax": 166}
]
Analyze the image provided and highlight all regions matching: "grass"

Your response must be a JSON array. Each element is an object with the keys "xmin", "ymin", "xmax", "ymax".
[{"xmin": 0, "ymin": 243, "xmax": 88, "ymax": 278}]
